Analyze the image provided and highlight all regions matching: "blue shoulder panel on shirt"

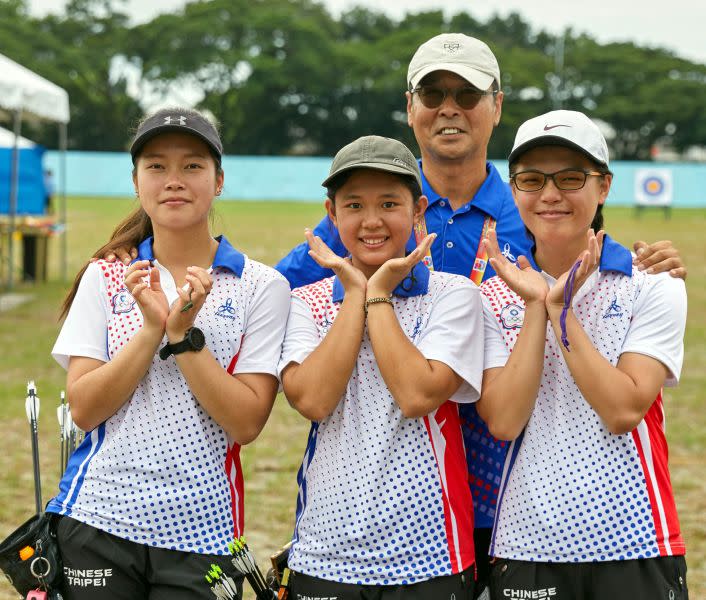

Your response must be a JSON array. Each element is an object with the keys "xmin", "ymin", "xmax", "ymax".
[
  {"xmin": 135, "ymin": 237, "xmax": 154, "ymax": 261},
  {"xmin": 524, "ymin": 233, "xmax": 633, "ymax": 277},
  {"xmin": 135, "ymin": 235, "xmax": 245, "ymax": 276},
  {"xmin": 212, "ymin": 235, "xmax": 245, "ymax": 276},
  {"xmin": 599, "ymin": 234, "xmax": 633, "ymax": 276}
]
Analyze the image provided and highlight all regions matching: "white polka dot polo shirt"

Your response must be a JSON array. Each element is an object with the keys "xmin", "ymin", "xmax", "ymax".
[
  {"xmin": 48, "ymin": 235, "xmax": 290, "ymax": 555},
  {"xmin": 482, "ymin": 236, "xmax": 687, "ymax": 563},
  {"xmin": 279, "ymin": 264, "xmax": 485, "ymax": 585}
]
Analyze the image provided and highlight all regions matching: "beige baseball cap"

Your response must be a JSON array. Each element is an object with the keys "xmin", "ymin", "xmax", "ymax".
[
  {"xmin": 322, "ymin": 135, "xmax": 422, "ymax": 190},
  {"xmin": 407, "ymin": 33, "xmax": 501, "ymax": 91}
]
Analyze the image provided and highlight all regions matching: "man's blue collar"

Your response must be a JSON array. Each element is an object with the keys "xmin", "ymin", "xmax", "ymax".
[
  {"xmin": 420, "ymin": 160, "xmax": 506, "ymax": 218},
  {"xmin": 135, "ymin": 235, "xmax": 245, "ymax": 276},
  {"xmin": 525, "ymin": 233, "xmax": 633, "ymax": 276},
  {"xmin": 331, "ymin": 261, "xmax": 430, "ymax": 302}
]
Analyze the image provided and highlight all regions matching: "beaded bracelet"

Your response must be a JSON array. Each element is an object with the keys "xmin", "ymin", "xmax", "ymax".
[{"xmin": 364, "ymin": 296, "xmax": 393, "ymax": 315}]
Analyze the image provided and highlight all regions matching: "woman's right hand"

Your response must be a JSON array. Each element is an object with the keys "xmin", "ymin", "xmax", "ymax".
[
  {"xmin": 485, "ymin": 229, "xmax": 548, "ymax": 305},
  {"xmin": 124, "ymin": 260, "xmax": 169, "ymax": 334},
  {"xmin": 305, "ymin": 229, "xmax": 367, "ymax": 294}
]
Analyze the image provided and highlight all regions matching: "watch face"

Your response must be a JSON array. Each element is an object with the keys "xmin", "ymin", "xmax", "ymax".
[{"xmin": 188, "ymin": 327, "xmax": 206, "ymax": 350}]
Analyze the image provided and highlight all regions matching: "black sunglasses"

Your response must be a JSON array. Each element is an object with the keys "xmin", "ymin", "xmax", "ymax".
[{"xmin": 412, "ymin": 85, "xmax": 497, "ymax": 110}]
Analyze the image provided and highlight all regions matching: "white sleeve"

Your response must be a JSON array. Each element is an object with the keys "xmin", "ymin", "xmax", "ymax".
[
  {"xmin": 620, "ymin": 273, "xmax": 686, "ymax": 387},
  {"xmin": 482, "ymin": 293, "xmax": 511, "ymax": 370},
  {"xmin": 51, "ymin": 262, "xmax": 110, "ymax": 370},
  {"xmin": 233, "ymin": 274, "xmax": 291, "ymax": 376},
  {"xmin": 277, "ymin": 295, "xmax": 321, "ymax": 380},
  {"xmin": 416, "ymin": 279, "xmax": 484, "ymax": 404}
]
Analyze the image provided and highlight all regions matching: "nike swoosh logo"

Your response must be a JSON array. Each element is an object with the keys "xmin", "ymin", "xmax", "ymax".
[{"xmin": 543, "ymin": 124, "xmax": 570, "ymax": 131}]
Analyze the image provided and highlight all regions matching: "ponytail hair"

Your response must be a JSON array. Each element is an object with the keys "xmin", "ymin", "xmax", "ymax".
[{"xmin": 60, "ymin": 206, "xmax": 153, "ymax": 319}]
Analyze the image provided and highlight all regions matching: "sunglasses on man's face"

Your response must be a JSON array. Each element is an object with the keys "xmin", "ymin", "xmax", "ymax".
[{"xmin": 412, "ymin": 85, "xmax": 497, "ymax": 110}]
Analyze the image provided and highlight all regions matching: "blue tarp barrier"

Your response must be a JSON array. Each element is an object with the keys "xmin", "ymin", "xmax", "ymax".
[{"xmin": 0, "ymin": 146, "xmax": 47, "ymax": 215}]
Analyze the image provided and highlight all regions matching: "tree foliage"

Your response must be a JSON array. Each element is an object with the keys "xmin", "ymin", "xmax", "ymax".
[{"xmin": 1, "ymin": 0, "xmax": 704, "ymax": 159}]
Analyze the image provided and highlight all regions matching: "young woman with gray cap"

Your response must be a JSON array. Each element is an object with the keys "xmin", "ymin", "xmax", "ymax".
[
  {"xmin": 278, "ymin": 135, "xmax": 484, "ymax": 599},
  {"xmin": 475, "ymin": 110, "xmax": 688, "ymax": 599},
  {"xmin": 46, "ymin": 107, "xmax": 290, "ymax": 599}
]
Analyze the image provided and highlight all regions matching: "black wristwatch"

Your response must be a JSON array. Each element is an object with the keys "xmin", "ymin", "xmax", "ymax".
[{"xmin": 159, "ymin": 327, "xmax": 206, "ymax": 360}]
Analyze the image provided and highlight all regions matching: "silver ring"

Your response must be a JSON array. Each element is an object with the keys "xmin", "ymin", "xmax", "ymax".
[{"xmin": 30, "ymin": 556, "xmax": 51, "ymax": 579}]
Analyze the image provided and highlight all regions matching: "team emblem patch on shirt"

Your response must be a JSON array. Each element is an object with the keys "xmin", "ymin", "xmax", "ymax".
[
  {"xmin": 500, "ymin": 303, "xmax": 524, "ymax": 329},
  {"xmin": 411, "ymin": 315, "xmax": 425, "ymax": 340},
  {"xmin": 603, "ymin": 297, "xmax": 624, "ymax": 319},
  {"xmin": 216, "ymin": 298, "xmax": 236, "ymax": 321},
  {"xmin": 111, "ymin": 288, "xmax": 136, "ymax": 314}
]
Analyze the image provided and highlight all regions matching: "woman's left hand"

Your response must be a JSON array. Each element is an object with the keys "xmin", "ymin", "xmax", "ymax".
[
  {"xmin": 166, "ymin": 266, "xmax": 213, "ymax": 340},
  {"xmin": 366, "ymin": 233, "xmax": 436, "ymax": 297},
  {"xmin": 546, "ymin": 229, "xmax": 605, "ymax": 311}
]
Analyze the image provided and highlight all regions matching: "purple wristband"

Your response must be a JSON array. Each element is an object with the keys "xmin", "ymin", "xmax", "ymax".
[{"xmin": 560, "ymin": 260, "xmax": 583, "ymax": 350}]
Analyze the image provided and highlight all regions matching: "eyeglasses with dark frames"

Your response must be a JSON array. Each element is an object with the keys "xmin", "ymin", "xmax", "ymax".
[
  {"xmin": 510, "ymin": 168, "xmax": 605, "ymax": 192},
  {"xmin": 411, "ymin": 85, "xmax": 497, "ymax": 110}
]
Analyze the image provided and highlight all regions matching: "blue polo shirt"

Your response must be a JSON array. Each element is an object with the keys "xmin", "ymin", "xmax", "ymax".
[{"xmin": 276, "ymin": 161, "xmax": 532, "ymax": 529}]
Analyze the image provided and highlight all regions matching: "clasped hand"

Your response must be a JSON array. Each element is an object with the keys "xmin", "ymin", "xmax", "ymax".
[
  {"xmin": 124, "ymin": 260, "xmax": 213, "ymax": 339},
  {"xmin": 485, "ymin": 229, "xmax": 604, "ymax": 312},
  {"xmin": 304, "ymin": 229, "xmax": 436, "ymax": 298}
]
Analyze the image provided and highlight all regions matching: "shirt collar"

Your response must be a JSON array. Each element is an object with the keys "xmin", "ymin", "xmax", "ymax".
[
  {"xmin": 525, "ymin": 233, "xmax": 633, "ymax": 277},
  {"xmin": 419, "ymin": 160, "xmax": 506, "ymax": 219},
  {"xmin": 135, "ymin": 235, "xmax": 245, "ymax": 276},
  {"xmin": 331, "ymin": 261, "xmax": 430, "ymax": 303},
  {"xmin": 598, "ymin": 234, "xmax": 633, "ymax": 275}
]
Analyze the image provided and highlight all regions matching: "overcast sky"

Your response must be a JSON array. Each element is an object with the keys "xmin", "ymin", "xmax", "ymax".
[{"xmin": 26, "ymin": 0, "xmax": 706, "ymax": 64}]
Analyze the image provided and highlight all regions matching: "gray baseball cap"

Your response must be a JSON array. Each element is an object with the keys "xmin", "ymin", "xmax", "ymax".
[
  {"xmin": 407, "ymin": 33, "xmax": 501, "ymax": 91},
  {"xmin": 131, "ymin": 108, "xmax": 223, "ymax": 165},
  {"xmin": 322, "ymin": 135, "xmax": 422, "ymax": 190}
]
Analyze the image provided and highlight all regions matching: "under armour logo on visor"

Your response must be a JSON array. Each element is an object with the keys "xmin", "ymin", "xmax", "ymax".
[
  {"xmin": 444, "ymin": 43, "xmax": 461, "ymax": 53},
  {"xmin": 164, "ymin": 115, "xmax": 187, "ymax": 125}
]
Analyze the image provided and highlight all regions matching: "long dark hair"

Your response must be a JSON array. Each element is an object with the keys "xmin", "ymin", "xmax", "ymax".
[
  {"xmin": 60, "ymin": 107, "xmax": 222, "ymax": 319},
  {"xmin": 60, "ymin": 207, "xmax": 153, "ymax": 319}
]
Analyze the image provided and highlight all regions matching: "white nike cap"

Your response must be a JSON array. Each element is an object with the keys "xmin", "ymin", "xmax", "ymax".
[{"xmin": 508, "ymin": 109, "xmax": 610, "ymax": 167}]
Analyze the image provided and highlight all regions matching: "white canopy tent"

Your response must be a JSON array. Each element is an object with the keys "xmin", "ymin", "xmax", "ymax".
[
  {"xmin": 0, "ymin": 125, "xmax": 36, "ymax": 148},
  {"xmin": 0, "ymin": 52, "xmax": 70, "ymax": 288}
]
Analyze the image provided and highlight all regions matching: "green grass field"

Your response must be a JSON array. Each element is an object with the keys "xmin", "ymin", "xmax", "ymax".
[{"xmin": 0, "ymin": 197, "xmax": 704, "ymax": 599}]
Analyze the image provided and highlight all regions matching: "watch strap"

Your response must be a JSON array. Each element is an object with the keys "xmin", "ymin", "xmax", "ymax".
[{"xmin": 159, "ymin": 327, "xmax": 204, "ymax": 360}]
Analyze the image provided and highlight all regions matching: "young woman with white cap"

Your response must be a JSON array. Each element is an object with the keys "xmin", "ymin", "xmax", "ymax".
[
  {"xmin": 47, "ymin": 107, "xmax": 290, "ymax": 599},
  {"xmin": 476, "ymin": 110, "xmax": 688, "ymax": 599},
  {"xmin": 279, "ymin": 135, "xmax": 485, "ymax": 599}
]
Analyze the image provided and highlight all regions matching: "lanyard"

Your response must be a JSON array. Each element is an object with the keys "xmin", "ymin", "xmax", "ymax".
[
  {"xmin": 413, "ymin": 217, "xmax": 434, "ymax": 271},
  {"xmin": 414, "ymin": 212, "xmax": 497, "ymax": 284},
  {"xmin": 469, "ymin": 215, "xmax": 496, "ymax": 285}
]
